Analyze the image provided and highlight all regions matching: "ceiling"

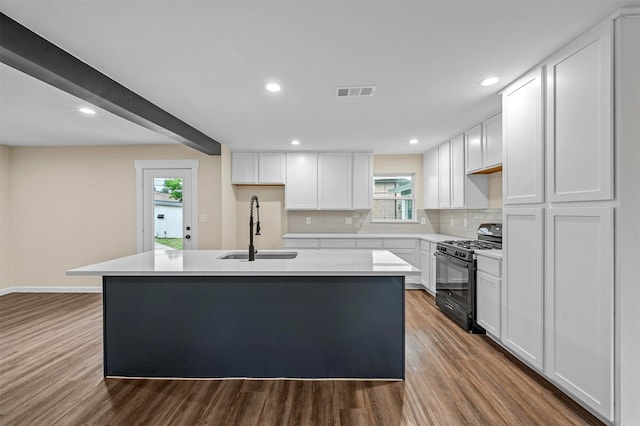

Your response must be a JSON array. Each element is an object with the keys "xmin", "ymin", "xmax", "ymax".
[{"xmin": 1, "ymin": 0, "xmax": 638, "ymax": 154}]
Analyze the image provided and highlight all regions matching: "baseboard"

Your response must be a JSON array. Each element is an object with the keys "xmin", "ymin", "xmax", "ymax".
[{"xmin": 0, "ymin": 286, "xmax": 102, "ymax": 296}]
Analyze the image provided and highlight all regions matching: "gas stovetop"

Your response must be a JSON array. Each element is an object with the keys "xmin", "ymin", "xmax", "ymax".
[{"xmin": 436, "ymin": 223, "xmax": 502, "ymax": 261}]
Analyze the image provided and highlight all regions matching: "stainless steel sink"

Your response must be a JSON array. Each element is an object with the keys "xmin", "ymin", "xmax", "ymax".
[{"xmin": 219, "ymin": 251, "xmax": 298, "ymax": 260}]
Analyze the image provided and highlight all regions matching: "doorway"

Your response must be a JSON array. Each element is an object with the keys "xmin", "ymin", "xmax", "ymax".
[{"xmin": 135, "ymin": 160, "xmax": 199, "ymax": 252}]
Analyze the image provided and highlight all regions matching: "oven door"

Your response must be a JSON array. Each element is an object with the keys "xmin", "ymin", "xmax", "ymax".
[{"xmin": 435, "ymin": 251, "xmax": 473, "ymax": 309}]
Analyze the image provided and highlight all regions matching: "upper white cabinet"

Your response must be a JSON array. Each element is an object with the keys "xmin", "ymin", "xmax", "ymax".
[
  {"xmin": 438, "ymin": 142, "xmax": 451, "ymax": 208},
  {"xmin": 352, "ymin": 153, "xmax": 373, "ymax": 210},
  {"xmin": 545, "ymin": 207, "xmax": 614, "ymax": 421},
  {"xmin": 466, "ymin": 114, "xmax": 502, "ymax": 174},
  {"xmin": 450, "ymin": 134, "xmax": 466, "ymax": 208},
  {"xmin": 483, "ymin": 113, "xmax": 502, "ymax": 169},
  {"xmin": 318, "ymin": 152, "xmax": 353, "ymax": 210},
  {"xmin": 285, "ymin": 152, "xmax": 372, "ymax": 210},
  {"xmin": 425, "ymin": 138, "xmax": 488, "ymax": 210},
  {"xmin": 423, "ymin": 148, "xmax": 439, "ymax": 209},
  {"xmin": 546, "ymin": 21, "xmax": 613, "ymax": 203},
  {"xmin": 232, "ymin": 152, "xmax": 285, "ymax": 184},
  {"xmin": 502, "ymin": 208, "xmax": 544, "ymax": 370},
  {"xmin": 285, "ymin": 152, "xmax": 318, "ymax": 209},
  {"xmin": 465, "ymin": 124, "xmax": 483, "ymax": 173},
  {"xmin": 502, "ymin": 68, "xmax": 545, "ymax": 205}
]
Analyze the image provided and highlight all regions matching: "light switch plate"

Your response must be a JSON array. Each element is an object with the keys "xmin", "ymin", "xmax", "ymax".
[
  {"xmin": 420, "ymin": 217, "xmax": 426, "ymax": 225},
  {"xmin": 199, "ymin": 214, "xmax": 208, "ymax": 223},
  {"xmin": 306, "ymin": 217, "xmax": 311, "ymax": 225},
  {"xmin": 450, "ymin": 218, "xmax": 454, "ymax": 226},
  {"xmin": 463, "ymin": 218, "xmax": 468, "ymax": 227}
]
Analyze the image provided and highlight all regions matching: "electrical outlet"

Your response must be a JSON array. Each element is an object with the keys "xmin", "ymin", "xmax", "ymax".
[
  {"xmin": 420, "ymin": 217, "xmax": 426, "ymax": 225},
  {"xmin": 450, "ymin": 218, "xmax": 454, "ymax": 226},
  {"xmin": 463, "ymin": 218, "xmax": 468, "ymax": 227},
  {"xmin": 305, "ymin": 217, "xmax": 311, "ymax": 225},
  {"xmin": 345, "ymin": 217, "xmax": 352, "ymax": 225}
]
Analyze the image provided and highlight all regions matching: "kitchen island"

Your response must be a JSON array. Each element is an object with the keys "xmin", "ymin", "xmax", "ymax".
[{"xmin": 67, "ymin": 249, "xmax": 418, "ymax": 380}]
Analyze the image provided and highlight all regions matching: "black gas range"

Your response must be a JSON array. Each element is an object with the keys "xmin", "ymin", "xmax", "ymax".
[{"xmin": 435, "ymin": 223, "xmax": 502, "ymax": 332}]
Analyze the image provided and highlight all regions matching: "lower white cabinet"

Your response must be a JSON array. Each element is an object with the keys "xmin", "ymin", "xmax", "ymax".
[
  {"xmin": 420, "ymin": 248, "xmax": 430, "ymax": 291},
  {"xmin": 476, "ymin": 255, "xmax": 502, "ymax": 338},
  {"xmin": 429, "ymin": 243, "xmax": 437, "ymax": 294},
  {"xmin": 502, "ymin": 208, "xmax": 544, "ymax": 370},
  {"xmin": 545, "ymin": 207, "xmax": 614, "ymax": 421}
]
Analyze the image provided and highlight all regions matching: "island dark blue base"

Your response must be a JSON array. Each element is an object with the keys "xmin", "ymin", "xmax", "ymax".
[{"xmin": 103, "ymin": 275, "xmax": 405, "ymax": 380}]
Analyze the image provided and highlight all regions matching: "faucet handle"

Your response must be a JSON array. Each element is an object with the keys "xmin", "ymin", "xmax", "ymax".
[{"xmin": 255, "ymin": 221, "xmax": 261, "ymax": 235}]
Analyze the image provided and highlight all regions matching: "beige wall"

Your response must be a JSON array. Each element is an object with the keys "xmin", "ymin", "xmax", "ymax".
[
  {"xmin": 7, "ymin": 144, "xmax": 222, "ymax": 288},
  {"xmin": 0, "ymin": 145, "xmax": 13, "ymax": 290},
  {"xmin": 235, "ymin": 186, "xmax": 286, "ymax": 250},
  {"xmin": 488, "ymin": 171, "xmax": 503, "ymax": 208},
  {"xmin": 220, "ymin": 145, "xmax": 237, "ymax": 249}
]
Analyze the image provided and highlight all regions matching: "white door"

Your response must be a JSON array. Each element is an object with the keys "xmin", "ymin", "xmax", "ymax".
[{"xmin": 142, "ymin": 169, "xmax": 194, "ymax": 252}]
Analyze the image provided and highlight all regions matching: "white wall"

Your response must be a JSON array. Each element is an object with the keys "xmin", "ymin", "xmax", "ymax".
[{"xmin": 5, "ymin": 144, "xmax": 222, "ymax": 289}]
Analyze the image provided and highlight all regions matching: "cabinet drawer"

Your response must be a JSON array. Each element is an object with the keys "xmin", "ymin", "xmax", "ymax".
[
  {"xmin": 477, "ymin": 256, "xmax": 501, "ymax": 277},
  {"xmin": 320, "ymin": 239, "xmax": 356, "ymax": 249},
  {"xmin": 356, "ymin": 239, "xmax": 384, "ymax": 249},
  {"xmin": 283, "ymin": 239, "xmax": 319, "ymax": 249},
  {"xmin": 384, "ymin": 239, "xmax": 417, "ymax": 249}
]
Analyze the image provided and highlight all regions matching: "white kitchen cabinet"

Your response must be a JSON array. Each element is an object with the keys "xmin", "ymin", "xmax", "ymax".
[
  {"xmin": 285, "ymin": 152, "xmax": 318, "ymax": 209},
  {"xmin": 318, "ymin": 152, "xmax": 352, "ymax": 210},
  {"xmin": 502, "ymin": 208, "xmax": 544, "ymax": 370},
  {"xmin": 438, "ymin": 142, "xmax": 451, "ymax": 208},
  {"xmin": 258, "ymin": 152, "xmax": 286, "ymax": 184},
  {"xmin": 450, "ymin": 134, "xmax": 466, "ymax": 208},
  {"xmin": 231, "ymin": 152, "xmax": 258, "ymax": 184},
  {"xmin": 483, "ymin": 113, "xmax": 502, "ymax": 169},
  {"xmin": 546, "ymin": 21, "xmax": 613, "ymax": 203},
  {"xmin": 545, "ymin": 207, "xmax": 614, "ymax": 421},
  {"xmin": 232, "ymin": 152, "xmax": 285, "ymax": 184},
  {"xmin": 429, "ymin": 242, "xmax": 437, "ymax": 294},
  {"xmin": 502, "ymin": 68, "xmax": 545, "ymax": 205},
  {"xmin": 465, "ymin": 124, "xmax": 483, "ymax": 173},
  {"xmin": 423, "ymin": 147, "xmax": 439, "ymax": 209},
  {"xmin": 319, "ymin": 238, "xmax": 356, "ymax": 249},
  {"xmin": 476, "ymin": 255, "xmax": 502, "ymax": 339},
  {"xmin": 352, "ymin": 153, "xmax": 373, "ymax": 210},
  {"xmin": 420, "ymin": 247, "xmax": 430, "ymax": 292}
]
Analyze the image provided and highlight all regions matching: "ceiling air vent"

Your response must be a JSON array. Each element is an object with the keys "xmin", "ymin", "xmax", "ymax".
[{"xmin": 336, "ymin": 85, "xmax": 376, "ymax": 97}]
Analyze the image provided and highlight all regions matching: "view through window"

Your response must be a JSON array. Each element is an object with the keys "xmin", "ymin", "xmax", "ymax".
[
  {"xmin": 372, "ymin": 174, "xmax": 415, "ymax": 222},
  {"xmin": 154, "ymin": 177, "xmax": 184, "ymax": 250}
]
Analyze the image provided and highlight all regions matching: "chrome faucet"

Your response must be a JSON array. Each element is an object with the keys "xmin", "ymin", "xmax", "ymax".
[{"xmin": 249, "ymin": 195, "xmax": 261, "ymax": 261}]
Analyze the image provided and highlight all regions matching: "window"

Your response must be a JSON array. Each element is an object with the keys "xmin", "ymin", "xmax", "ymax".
[{"xmin": 372, "ymin": 174, "xmax": 416, "ymax": 222}]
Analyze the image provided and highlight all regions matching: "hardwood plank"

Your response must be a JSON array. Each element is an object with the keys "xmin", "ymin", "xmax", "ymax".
[{"xmin": 0, "ymin": 291, "xmax": 604, "ymax": 425}]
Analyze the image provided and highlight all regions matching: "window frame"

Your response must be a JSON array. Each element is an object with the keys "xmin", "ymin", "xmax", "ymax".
[{"xmin": 371, "ymin": 173, "xmax": 417, "ymax": 223}]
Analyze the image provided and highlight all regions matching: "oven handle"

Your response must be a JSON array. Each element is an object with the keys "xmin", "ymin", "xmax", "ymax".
[{"xmin": 434, "ymin": 251, "xmax": 471, "ymax": 269}]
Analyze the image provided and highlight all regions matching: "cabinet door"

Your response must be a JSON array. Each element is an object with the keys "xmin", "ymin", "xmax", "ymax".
[
  {"xmin": 423, "ymin": 148, "xmax": 439, "ymax": 209},
  {"xmin": 420, "ymin": 249, "xmax": 430, "ymax": 290},
  {"xmin": 231, "ymin": 152, "xmax": 258, "ymax": 184},
  {"xmin": 450, "ymin": 134, "xmax": 465, "ymax": 208},
  {"xmin": 503, "ymin": 208, "xmax": 544, "ymax": 370},
  {"xmin": 429, "ymin": 243, "xmax": 437, "ymax": 294},
  {"xmin": 545, "ymin": 207, "xmax": 613, "ymax": 421},
  {"xmin": 258, "ymin": 153, "xmax": 285, "ymax": 184},
  {"xmin": 438, "ymin": 142, "xmax": 451, "ymax": 208},
  {"xmin": 318, "ymin": 153, "xmax": 352, "ymax": 209},
  {"xmin": 285, "ymin": 153, "xmax": 318, "ymax": 209},
  {"xmin": 483, "ymin": 113, "xmax": 502, "ymax": 169},
  {"xmin": 353, "ymin": 153, "xmax": 373, "ymax": 210},
  {"xmin": 546, "ymin": 22, "xmax": 613, "ymax": 202},
  {"xmin": 476, "ymin": 271, "xmax": 501, "ymax": 338},
  {"xmin": 502, "ymin": 68, "xmax": 545, "ymax": 205},
  {"xmin": 465, "ymin": 124, "xmax": 483, "ymax": 173}
]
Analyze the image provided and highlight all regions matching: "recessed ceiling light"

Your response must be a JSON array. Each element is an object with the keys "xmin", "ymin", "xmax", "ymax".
[
  {"xmin": 479, "ymin": 77, "xmax": 499, "ymax": 87},
  {"xmin": 291, "ymin": 140, "xmax": 300, "ymax": 145},
  {"xmin": 78, "ymin": 107, "xmax": 96, "ymax": 115},
  {"xmin": 409, "ymin": 139, "xmax": 419, "ymax": 145},
  {"xmin": 266, "ymin": 83, "xmax": 281, "ymax": 92}
]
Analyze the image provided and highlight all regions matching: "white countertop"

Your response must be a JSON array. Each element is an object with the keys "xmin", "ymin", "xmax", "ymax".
[
  {"xmin": 282, "ymin": 233, "xmax": 460, "ymax": 243},
  {"xmin": 66, "ymin": 249, "xmax": 421, "ymax": 277},
  {"xmin": 475, "ymin": 249, "xmax": 503, "ymax": 260}
]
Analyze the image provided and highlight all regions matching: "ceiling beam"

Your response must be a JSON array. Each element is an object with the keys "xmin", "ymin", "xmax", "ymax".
[{"xmin": 0, "ymin": 12, "xmax": 221, "ymax": 155}]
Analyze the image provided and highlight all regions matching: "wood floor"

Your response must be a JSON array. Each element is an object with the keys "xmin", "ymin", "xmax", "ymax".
[{"xmin": 0, "ymin": 291, "xmax": 602, "ymax": 425}]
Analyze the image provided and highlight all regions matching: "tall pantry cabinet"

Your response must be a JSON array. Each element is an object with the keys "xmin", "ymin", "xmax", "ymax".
[{"xmin": 502, "ymin": 11, "xmax": 640, "ymax": 424}]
